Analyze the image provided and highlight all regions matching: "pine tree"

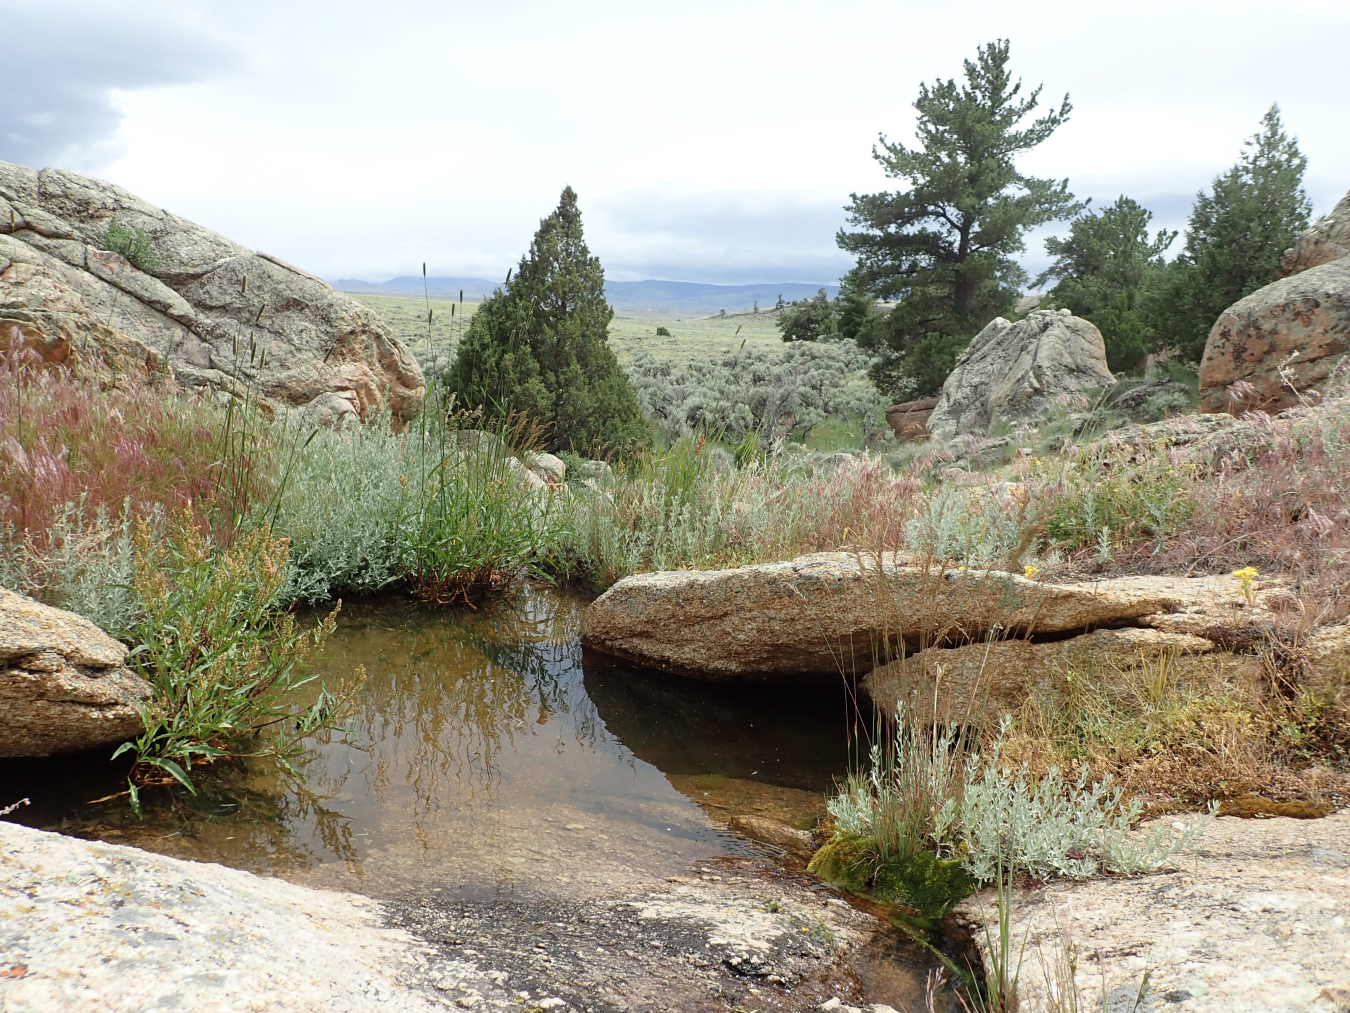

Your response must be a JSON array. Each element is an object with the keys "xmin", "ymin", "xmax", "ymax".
[
  {"xmin": 1037, "ymin": 196, "xmax": 1176, "ymax": 371},
  {"xmin": 1146, "ymin": 105, "xmax": 1312, "ymax": 362},
  {"xmin": 444, "ymin": 187, "xmax": 651, "ymax": 454},
  {"xmin": 838, "ymin": 39, "xmax": 1080, "ymax": 396}
]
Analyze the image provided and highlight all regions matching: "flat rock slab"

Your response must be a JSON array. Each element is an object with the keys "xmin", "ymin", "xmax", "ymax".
[
  {"xmin": 0, "ymin": 822, "xmax": 897, "ymax": 1012},
  {"xmin": 960, "ymin": 811, "xmax": 1350, "ymax": 1012},
  {"xmin": 581, "ymin": 555, "xmax": 1253, "ymax": 680},
  {"xmin": 863, "ymin": 627, "xmax": 1232, "ymax": 724}
]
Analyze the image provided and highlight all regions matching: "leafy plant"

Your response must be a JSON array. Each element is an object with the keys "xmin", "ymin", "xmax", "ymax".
[
  {"xmin": 114, "ymin": 516, "xmax": 361, "ymax": 814},
  {"xmin": 106, "ymin": 218, "xmax": 161, "ymax": 273}
]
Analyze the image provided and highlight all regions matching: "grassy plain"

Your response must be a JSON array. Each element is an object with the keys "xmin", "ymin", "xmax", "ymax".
[{"xmin": 347, "ymin": 293, "xmax": 786, "ymax": 370}]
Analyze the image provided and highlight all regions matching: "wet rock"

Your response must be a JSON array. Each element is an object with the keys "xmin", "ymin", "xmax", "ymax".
[
  {"xmin": 1277, "ymin": 187, "xmax": 1350, "ymax": 279},
  {"xmin": 727, "ymin": 814, "xmax": 816, "ymax": 862},
  {"xmin": 1198, "ymin": 256, "xmax": 1350, "ymax": 415},
  {"xmin": 863, "ymin": 627, "xmax": 1227, "ymax": 725},
  {"xmin": 0, "ymin": 587, "xmax": 151, "ymax": 757},
  {"xmin": 580, "ymin": 554, "xmax": 1216, "ymax": 680},
  {"xmin": 0, "ymin": 160, "xmax": 424, "ymax": 423},
  {"xmin": 927, "ymin": 310, "xmax": 1115, "ymax": 439}
]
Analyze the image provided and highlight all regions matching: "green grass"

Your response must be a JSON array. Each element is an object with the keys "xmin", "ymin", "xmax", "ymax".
[{"xmin": 347, "ymin": 292, "xmax": 786, "ymax": 370}]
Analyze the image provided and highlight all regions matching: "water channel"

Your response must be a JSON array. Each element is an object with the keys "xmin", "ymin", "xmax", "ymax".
[
  {"xmin": 4, "ymin": 585, "xmax": 954, "ymax": 1006},
  {"xmin": 6, "ymin": 586, "xmax": 863, "ymax": 896}
]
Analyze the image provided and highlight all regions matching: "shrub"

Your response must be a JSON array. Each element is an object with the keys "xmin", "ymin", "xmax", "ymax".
[
  {"xmin": 105, "ymin": 218, "xmax": 161, "ymax": 273},
  {"xmin": 654, "ymin": 326, "xmax": 671, "ymax": 337},
  {"xmin": 628, "ymin": 339, "xmax": 885, "ymax": 446},
  {"xmin": 114, "ymin": 517, "xmax": 360, "ymax": 812}
]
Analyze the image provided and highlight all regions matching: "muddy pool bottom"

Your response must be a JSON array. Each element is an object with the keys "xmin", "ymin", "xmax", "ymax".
[{"xmin": 3, "ymin": 586, "xmax": 958, "ymax": 1007}]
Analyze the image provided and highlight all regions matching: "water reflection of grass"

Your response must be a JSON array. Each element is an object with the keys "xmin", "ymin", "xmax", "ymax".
[{"xmin": 305, "ymin": 587, "xmax": 608, "ymax": 815}]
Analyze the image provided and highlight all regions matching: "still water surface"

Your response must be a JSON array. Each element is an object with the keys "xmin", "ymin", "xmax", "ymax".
[{"xmin": 7, "ymin": 586, "xmax": 861, "ymax": 902}]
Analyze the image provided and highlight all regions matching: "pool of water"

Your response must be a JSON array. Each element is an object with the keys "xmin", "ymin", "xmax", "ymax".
[{"xmin": 4, "ymin": 586, "xmax": 865, "ymax": 902}]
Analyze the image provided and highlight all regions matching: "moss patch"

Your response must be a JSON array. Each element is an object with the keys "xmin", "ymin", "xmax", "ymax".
[{"xmin": 808, "ymin": 836, "xmax": 975, "ymax": 920}]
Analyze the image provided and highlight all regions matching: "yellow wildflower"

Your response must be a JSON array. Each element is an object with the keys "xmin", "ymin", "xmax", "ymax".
[
  {"xmin": 1232, "ymin": 566, "xmax": 1259, "ymax": 605},
  {"xmin": 1024, "ymin": 564, "xmax": 1041, "ymax": 580}
]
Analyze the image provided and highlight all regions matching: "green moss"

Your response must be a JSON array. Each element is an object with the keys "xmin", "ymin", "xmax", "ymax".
[
  {"xmin": 808, "ymin": 836, "xmax": 975, "ymax": 922},
  {"xmin": 871, "ymin": 848, "xmax": 975, "ymax": 918}
]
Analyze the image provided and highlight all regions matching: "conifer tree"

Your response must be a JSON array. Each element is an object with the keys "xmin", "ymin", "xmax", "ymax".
[
  {"xmin": 1146, "ymin": 105, "xmax": 1311, "ymax": 362},
  {"xmin": 838, "ymin": 39, "xmax": 1079, "ymax": 396},
  {"xmin": 445, "ymin": 187, "xmax": 650, "ymax": 454},
  {"xmin": 1038, "ymin": 196, "xmax": 1176, "ymax": 371}
]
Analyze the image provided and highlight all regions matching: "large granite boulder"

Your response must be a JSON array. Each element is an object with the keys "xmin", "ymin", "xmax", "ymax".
[
  {"xmin": 926, "ymin": 309, "xmax": 1115, "ymax": 439},
  {"xmin": 0, "ymin": 588, "xmax": 151, "ymax": 757},
  {"xmin": 0, "ymin": 161, "xmax": 424, "ymax": 424},
  {"xmin": 1197, "ymin": 257, "xmax": 1350, "ymax": 414},
  {"xmin": 1277, "ymin": 188, "xmax": 1350, "ymax": 279},
  {"xmin": 579, "ymin": 553, "xmax": 1232, "ymax": 680}
]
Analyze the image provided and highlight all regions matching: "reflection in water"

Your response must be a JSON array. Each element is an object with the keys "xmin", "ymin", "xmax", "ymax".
[{"xmin": 4, "ymin": 586, "xmax": 859, "ymax": 903}]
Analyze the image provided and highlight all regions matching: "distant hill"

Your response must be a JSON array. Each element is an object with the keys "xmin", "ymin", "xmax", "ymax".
[
  {"xmin": 334, "ymin": 276, "xmax": 840, "ymax": 316},
  {"xmin": 334, "ymin": 276, "xmax": 503, "ymax": 302}
]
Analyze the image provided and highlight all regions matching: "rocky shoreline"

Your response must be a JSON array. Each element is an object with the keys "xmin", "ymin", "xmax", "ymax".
[{"xmin": 5, "ymin": 813, "xmax": 1350, "ymax": 1011}]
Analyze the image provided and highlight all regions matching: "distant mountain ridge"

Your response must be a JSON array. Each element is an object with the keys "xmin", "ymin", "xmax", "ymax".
[{"xmin": 334, "ymin": 276, "xmax": 840, "ymax": 316}]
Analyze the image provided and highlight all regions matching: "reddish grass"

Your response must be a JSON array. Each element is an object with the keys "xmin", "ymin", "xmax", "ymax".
[{"xmin": 0, "ymin": 354, "xmax": 250, "ymax": 545}]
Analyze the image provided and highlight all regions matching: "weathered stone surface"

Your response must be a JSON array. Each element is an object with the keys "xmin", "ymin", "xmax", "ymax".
[
  {"xmin": 1198, "ymin": 257, "xmax": 1350, "ymax": 414},
  {"xmin": 0, "ymin": 587, "xmax": 151, "ymax": 756},
  {"xmin": 526, "ymin": 451, "xmax": 567, "ymax": 483},
  {"xmin": 927, "ymin": 309, "xmax": 1116, "ymax": 439},
  {"xmin": 1278, "ymin": 187, "xmax": 1350, "ymax": 279},
  {"xmin": 964, "ymin": 812, "xmax": 1350, "ymax": 1012},
  {"xmin": 581, "ymin": 554, "xmax": 1206, "ymax": 680},
  {"xmin": 0, "ymin": 821, "xmax": 884, "ymax": 1012},
  {"xmin": 884, "ymin": 398, "xmax": 938, "ymax": 441},
  {"xmin": 0, "ymin": 160, "xmax": 424, "ymax": 422},
  {"xmin": 1089, "ymin": 410, "xmax": 1275, "ymax": 471},
  {"xmin": 863, "ymin": 627, "xmax": 1222, "ymax": 724}
]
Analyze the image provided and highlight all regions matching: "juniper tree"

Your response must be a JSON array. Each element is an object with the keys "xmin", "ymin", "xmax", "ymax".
[
  {"xmin": 445, "ymin": 187, "xmax": 650, "ymax": 454},
  {"xmin": 1037, "ymin": 196, "xmax": 1176, "ymax": 371},
  {"xmin": 1145, "ymin": 105, "xmax": 1311, "ymax": 362},
  {"xmin": 838, "ymin": 39, "xmax": 1080, "ymax": 396}
]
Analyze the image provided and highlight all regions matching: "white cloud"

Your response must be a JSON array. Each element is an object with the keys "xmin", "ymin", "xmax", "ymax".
[{"xmin": 6, "ymin": 0, "xmax": 1346, "ymax": 284}]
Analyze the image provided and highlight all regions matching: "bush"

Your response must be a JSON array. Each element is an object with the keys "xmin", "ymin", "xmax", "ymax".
[
  {"xmin": 114, "ymin": 517, "xmax": 360, "ymax": 812},
  {"xmin": 655, "ymin": 326, "xmax": 671, "ymax": 337},
  {"xmin": 628, "ymin": 339, "xmax": 885, "ymax": 446},
  {"xmin": 274, "ymin": 394, "xmax": 567, "ymax": 604},
  {"xmin": 105, "ymin": 218, "xmax": 161, "ymax": 273}
]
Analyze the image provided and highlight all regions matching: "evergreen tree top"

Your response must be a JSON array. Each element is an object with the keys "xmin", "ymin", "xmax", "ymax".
[{"xmin": 508, "ymin": 185, "xmax": 612, "ymax": 333}]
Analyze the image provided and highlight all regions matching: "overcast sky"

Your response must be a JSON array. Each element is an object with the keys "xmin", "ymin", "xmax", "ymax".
[{"xmin": 4, "ymin": 0, "xmax": 1346, "ymax": 286}]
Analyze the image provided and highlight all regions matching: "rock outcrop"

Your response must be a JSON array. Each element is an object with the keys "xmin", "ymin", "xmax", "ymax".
[
  {"xmin": 579, "ymin": 554, "xmax": 1247, "ymax": 681},
  {"xmin": 1277, "ymin": 187, "xmax": 1350, "ymax": 279},
  {"xmin": 884, "ymin": 398, "xmax": 938, "ymax": 441},
  {"xmin": 0, "ymin": 161, "xmax": 424, "ymax": 424},
  {"xmin": 0, "ymin": 588, "xmax": 151, "ymax": 756},
  {"xmin": 863, "ymin": 627, "xmax": 1242, "ymax": 725},
  {"xmin": 927, "ymin": 309, "xmax": 1116, "ymax": 439},
  {"xmin": 1198, "ymin": 257, "xmax": 1350, "ymax": 414}
]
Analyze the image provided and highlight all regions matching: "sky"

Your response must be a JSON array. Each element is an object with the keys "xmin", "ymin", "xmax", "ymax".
[{"xmin": 4, "ymin": 0, "xmax": 1347, "ymax": 288}]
